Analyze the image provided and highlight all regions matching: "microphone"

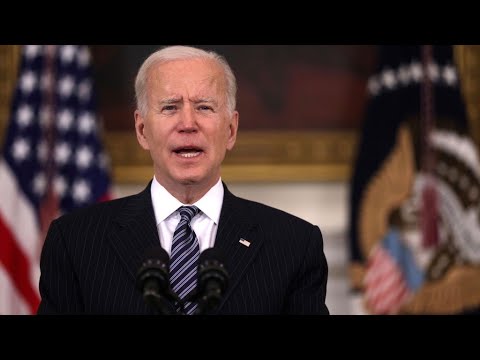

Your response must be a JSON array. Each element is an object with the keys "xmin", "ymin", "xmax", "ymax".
[
  {"xmin": 136, "ymin": 246, "xmax": 181, "ymax": 315},
  {"xmin": 194, "ymin": 247, "xmax": 229, "ymax": 314}
]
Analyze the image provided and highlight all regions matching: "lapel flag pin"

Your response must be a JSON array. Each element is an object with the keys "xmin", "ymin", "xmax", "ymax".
[{"xmin": 239, "ymin": 238, "xmax": 251, "ymax": 247}]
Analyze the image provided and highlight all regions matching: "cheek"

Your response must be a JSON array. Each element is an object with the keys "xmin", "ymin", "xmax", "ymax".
[
  {"xmin": 145, "ymin": 126, "xmax": 157, "ymax": 146},
  {"xmin": 146, "ymin": 123, "xmax": 167, "ymax": 145},
  {"xmin": 214, "ymin": 130, "xmax": 229, "ymax": 146},
  {"xmin": 219, "ymin": 122, "xmax": 232, "ymax": 139}
]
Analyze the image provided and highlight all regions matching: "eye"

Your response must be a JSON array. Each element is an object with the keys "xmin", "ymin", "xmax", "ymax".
[
  {"xmin": 198, "ymin": 105, "xmax": 213, "ymax": 112},
  {"xmin": 162, "ymin": 105, "xmax": 177, "ymax": 112}
]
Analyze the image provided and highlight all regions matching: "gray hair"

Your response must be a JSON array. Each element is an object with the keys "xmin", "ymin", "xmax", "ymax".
[{"xmin": 135, "ymin": 45, "xmax": 237, "ymax": 116}]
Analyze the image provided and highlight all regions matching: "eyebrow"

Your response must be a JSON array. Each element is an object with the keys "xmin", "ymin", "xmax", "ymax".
[
  {"xmin": 190, "ymin": 97, "xmax": 218, "ymax": 106},
  {"xmin": 159, "ymin": 96, "xmax": 182, "ymax": 105},
  {"xmin": 157, "ymin": 96, "xmax": 219, "ymax": 107}
]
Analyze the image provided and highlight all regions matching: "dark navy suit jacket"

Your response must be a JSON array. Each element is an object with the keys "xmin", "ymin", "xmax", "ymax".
[{"xmin": 37, "ymin": 182, "xmax": 329, "ymax": 315}]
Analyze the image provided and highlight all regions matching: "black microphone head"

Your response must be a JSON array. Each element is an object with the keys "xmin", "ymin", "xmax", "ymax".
[
  {"xmin": 197, "ymin": 247, "xmax": 229, "ymax": 294},
  {"xmin": 136, "ymin": 246, "xmax": 170, "ymax": 293}
]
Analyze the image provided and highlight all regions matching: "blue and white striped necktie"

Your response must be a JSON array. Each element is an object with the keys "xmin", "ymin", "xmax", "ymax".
[{"xmin": 170, "ymin": 205, "xmax": 200, "ymax": 315}]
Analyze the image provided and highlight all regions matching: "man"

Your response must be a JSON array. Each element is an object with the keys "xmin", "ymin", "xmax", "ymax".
[{"xmin": 37, "ymin": 45, "xmax": 329, "ymax": 315}]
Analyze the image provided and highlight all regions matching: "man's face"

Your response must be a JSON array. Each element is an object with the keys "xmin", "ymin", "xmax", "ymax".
[{"xmin": 135, "ymin": 58, "xmax": 238, "ymax": 192}]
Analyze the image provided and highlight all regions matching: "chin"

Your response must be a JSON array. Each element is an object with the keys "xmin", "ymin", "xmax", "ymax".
[
  {"xmin": 178, "ymin": 178, "xmax": 200, "ymax": 185},
  {"xmin": 175, "ymin": 172, "xmax": 205, "ymax": 185}
]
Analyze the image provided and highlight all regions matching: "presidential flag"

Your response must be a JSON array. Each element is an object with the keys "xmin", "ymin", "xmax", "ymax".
[
  {"xmin": 349, "ymin": 45, "xmax": 480, "ymax": 314},
  {"xmin": 0, "ymin": 45, "xmax": 112, "ymax": 314}
]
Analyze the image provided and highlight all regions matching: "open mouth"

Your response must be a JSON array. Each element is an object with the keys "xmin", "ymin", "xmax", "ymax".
[{"xmin": 173, "ymin": 147, "xmax": 203, "ymax": 158}]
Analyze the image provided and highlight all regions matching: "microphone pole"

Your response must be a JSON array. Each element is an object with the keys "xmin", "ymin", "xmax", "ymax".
[
  {"xmin": 142, "ymin": 278, "xmax": 176, "ymax": 315},
  {"xmin": 193, "ymin": 248, "xmax": 229, "ymax": 315}
]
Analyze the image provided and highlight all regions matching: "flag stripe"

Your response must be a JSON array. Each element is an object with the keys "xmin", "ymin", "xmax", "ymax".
[
  {"xmin": 364, "ymin": 246, "xmax": 411, "ymax": 314},
  {"xmin": 0, "ymin": 266, "xmax": 30, "ymax": 314},
  {"xmin": 0, "ymin": 160, "xmax": 40, "ymax": 262},
  {"xmin": 0, "ymin": 218, "xmax": 39, "ymax": 313}
]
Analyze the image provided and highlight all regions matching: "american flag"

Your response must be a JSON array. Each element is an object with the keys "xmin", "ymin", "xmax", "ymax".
[
  {"xmin": 0, "ymin": 45, "xmax": 112, "ymax": 314},
  {"xmin": 363, "ymin": 241, "xmax": 412, "ymax": 314}
]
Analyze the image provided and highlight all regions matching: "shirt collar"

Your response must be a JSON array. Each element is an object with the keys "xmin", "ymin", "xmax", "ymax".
[
  {"xmin": 151, "ymin": 177, "xmax": 224, "ymax": 225},
  {"xmin": 195, "ymin": 178, "xmax": 223, "ymax": 225}
]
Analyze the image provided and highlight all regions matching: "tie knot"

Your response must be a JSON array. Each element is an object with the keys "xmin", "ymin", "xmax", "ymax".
[{"xmin": 177, "ymin": 205, "xmax": 200, "ymax": 222}]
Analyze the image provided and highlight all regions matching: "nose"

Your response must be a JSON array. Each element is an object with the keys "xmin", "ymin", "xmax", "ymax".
[{"xmin": 178, "ymin": 106, "xmax": 197, "ymax": 133}]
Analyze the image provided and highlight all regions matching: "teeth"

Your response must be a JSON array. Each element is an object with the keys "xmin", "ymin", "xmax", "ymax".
[{"xmin": 179, "ymin": 151, "xmax": 200, "ymax": 158}]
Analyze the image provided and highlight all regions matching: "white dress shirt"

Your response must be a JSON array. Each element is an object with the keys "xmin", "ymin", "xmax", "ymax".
[{"xmin": 150, "ymin": 177, "xmax": 224, "ymax": 255}]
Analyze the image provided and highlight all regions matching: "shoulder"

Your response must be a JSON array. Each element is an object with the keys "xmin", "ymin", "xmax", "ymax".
[
  {"xmin": 53, "ymin": 191, "xmax": 143, "ymax": 228},
  {"xmin": 227, "ymin": 191, "xmax": 324, "ymax": 260},
  {"xmin": 232, "ymin": 194, "xmax": 319, "ymax": 231}
]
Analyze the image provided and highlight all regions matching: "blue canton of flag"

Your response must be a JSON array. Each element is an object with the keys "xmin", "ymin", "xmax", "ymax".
[{"xmin": 0, "ymin": 45, "xmax": 112, "ymax": 314}]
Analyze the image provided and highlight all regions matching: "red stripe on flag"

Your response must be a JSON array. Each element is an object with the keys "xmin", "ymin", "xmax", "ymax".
[
  {"xmin": 98, "ymin": 192, "xmax": 112, "ymax": 203},
  {"xmin": 0, "ymin": 217, "xmax": 40, "ymax": 314},
  {"xmin": 364, "ymin": 246, "xmax": 411, "ymax": 314}
]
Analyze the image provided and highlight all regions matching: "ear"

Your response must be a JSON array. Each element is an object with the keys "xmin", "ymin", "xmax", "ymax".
[
  {"xmin": 226, "ymin": 111, "xmax": 239, "ymax": 151},
  {"xmin": 135, "ymin": 110, "xmax": 150, "ymax": 150}
]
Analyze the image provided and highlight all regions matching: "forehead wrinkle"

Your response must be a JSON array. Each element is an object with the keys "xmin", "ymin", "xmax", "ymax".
[{"xmin": 149, "ymin": 60, "xmax": 227, "ymax": 107}]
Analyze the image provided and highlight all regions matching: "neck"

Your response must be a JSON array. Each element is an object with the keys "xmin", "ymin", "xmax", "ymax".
[
  {"xmin": 158, "ymin": 177, "xmax": 219, "ymax": 204},
  {"xmin": 172, "ymin": 185, "xmax": 205, "ymax": 204}
]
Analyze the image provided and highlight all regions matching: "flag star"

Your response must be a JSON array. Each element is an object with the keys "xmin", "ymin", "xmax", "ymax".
[
  {"xmin": 16, "ymin": 104, "xmax": 34, "ymax": 128},
  {"xmin": 78, "ymin": 80, "xmax": 92, "ymax": 102},
  {"xmin": 12, "ymin": 138, "xmax": 30, "ymax": 161},
  {"xmin": 55, "ymin": 142, "xmax": 71, "ymax": 165},
  {"xmin": 54, "ymin": 176, "xmax": 68, "ymax": 197},
  {"xmin": 39, "ymin": 105, "xmax": 53, "ymax": 128},
  {"xmin": 37, "ymin": 140, "xmax": 48, "ymax": 163},
  {"xmin": 381, "ymin": 69, "xmax": 397, "ymax": 89},
  {"xmin": 60, "ymin": 45, "xmax": 77, "ymax": 64},
  {"xmin": 58, "ymin": 75, "xmax": 75, "ymax": 98},
  {"xmin": 72, "ymin": 179, "xmax": 91, "ymax": 203},
  {"xmin": 410, "ymin": 61, "xmax": 423, "ymax": 82},
  {"xmin": 443, "ymin": 65, "xmax": 458, "ymax": 86},
  {"xmin": 33, "ymin": 173, "xmax": 46, "ymax": 196},
  {"xmin": 397, "ymin": 65, "xmax": 411, "ymax": 85},
  {"xmin": 77, "ymin": 46, "xmax": 91, "ymax": 67},
  {"xmin": 24, "ymin": 45, "xmax": 42, "ymax": 60},
  {"xmin": 367, "ymin": 76, "xmax": 381, "ymax": 96},
  {"xmin": 76, "ymin": 146, "xmax": 93, "ymax": 169},
  {"xmin": 78, "ymin": 112, "xmax": 95, "ymax": 134},
  {"xmin": 427, "ymin": 62, "xmax": 440, "ymax": 82},
  {"xmin": 20, "ymin": 71, "xmax": 38, "ymax": 94},
  {"xmin": 57, "ymin": 109, "xmax": 74, "ymax": 131}
]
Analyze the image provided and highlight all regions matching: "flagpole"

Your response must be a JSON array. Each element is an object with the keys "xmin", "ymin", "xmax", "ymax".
[
  {"xmin": 420, "ymin": 44, "xmax": 439, "ymax": 248},
  {"xmin": 43, "ymin": 45, "xmax": 56, "ymax": 188},
  {"xmin": 38, "ymin": 45, "xmax": 60, "ymax": 254}
]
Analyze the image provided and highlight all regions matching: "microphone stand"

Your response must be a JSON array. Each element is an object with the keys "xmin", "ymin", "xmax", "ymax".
[
  {"xmin": 144, "ymin": 289, "xmax": 178, "ymax": 315},
  {"xmin": 184, "ymin": 289, "xmax": 221, "ymax": 315},
  {"xmin": 194, "ymin": 289, "xmax": 223, "ymax": 315}
]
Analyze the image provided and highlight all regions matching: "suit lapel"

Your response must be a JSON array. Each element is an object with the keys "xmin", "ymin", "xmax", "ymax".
[
  {"xmin": 108, "ymin": 182, "xmax": 160, "ymax": 281},
  {"xmin": 214, "ymin": 183, "xmax": 263, "ymax": 312}
]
